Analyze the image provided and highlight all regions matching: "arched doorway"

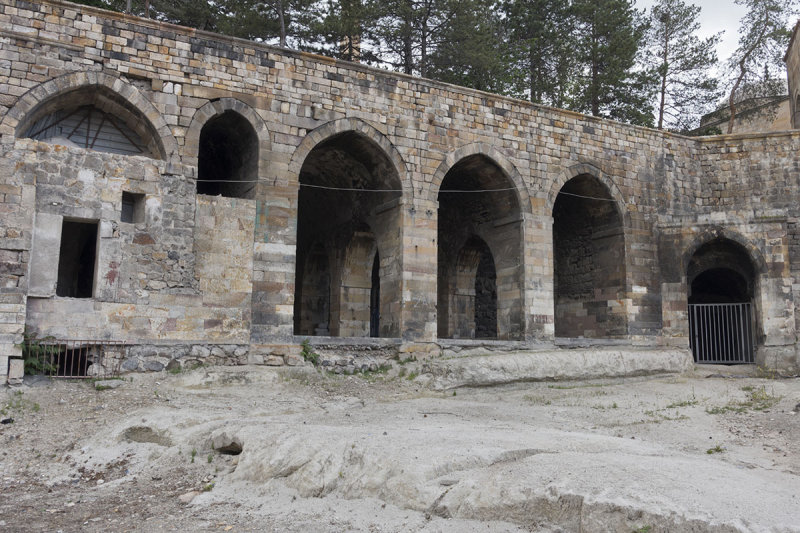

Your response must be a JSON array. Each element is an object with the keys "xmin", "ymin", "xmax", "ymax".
[
  {"xmin": 437, "ymin": 155, "xmax": 522, "ymax": 340},
  {"xmin": 197, "ymin": 110, "xmax": 258, "ymax": 199},
  {"xmin": 552, "ymin": 174, "xmax": 626, "ymax": 339},
  {"xmin": 293, "ymin": 131, "xmax": 402, "ymax": 338},
  {"xmin": 687, "ymin": 238, "xmax": 757, "ymax": 363}
]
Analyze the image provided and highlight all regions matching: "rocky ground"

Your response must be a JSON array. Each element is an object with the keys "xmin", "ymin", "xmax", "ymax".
[{"xmin": 0, "ymin": 356, "xmax": 798, "ymax": 532}]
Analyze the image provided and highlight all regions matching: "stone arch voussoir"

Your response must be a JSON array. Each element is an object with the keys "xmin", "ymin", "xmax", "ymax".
[
  {"xmin": 1, "ymin": 71, "xmax": 178, "ymax": 163},
  {"xmin": 682, "ymin": 227, "xmax": 768, "ymax": 277},
  {"xmin": 288, "ymin": 117, "xmax": 409, "ymax": 196},
  {"xmin": 184, "ymin": 97, "xmax": 271, "ymax": 170},
  {"xmin": 428, "ymin": 143, "xmax": 530, "ymax": 213},
  {"xmin": 546, "ymin": 162, "xmax": 626, "ymax": 218}
]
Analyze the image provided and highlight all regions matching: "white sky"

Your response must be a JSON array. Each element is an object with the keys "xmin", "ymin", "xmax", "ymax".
[{"xmin": 634, "ymin": 0, "xmax": 749, "ymax": 64}]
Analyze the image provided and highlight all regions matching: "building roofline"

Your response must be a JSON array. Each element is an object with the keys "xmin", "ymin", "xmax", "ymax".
[{"xmin": 29, "ymin": 0, "xmax": 800, "ymax": 145}]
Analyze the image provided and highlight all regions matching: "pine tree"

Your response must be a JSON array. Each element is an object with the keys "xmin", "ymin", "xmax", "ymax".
[
  {"xmin": 220, "ymin": 0, "xmax": 319, "ymax": 48},
  {"xmin": 569, "ymin": 0, "xmax": 654, "ymax": 126},
  {"xmin": 645, "ymin": 0, "xmax": 721, "ymax": 131},
  {"xmin": 369, "ymin": 0, "xmax": 452, "ymax": 76},
  {"xmin": 426, "ymin": 0, "xmax": 511, "ymax": 93},
  {"xmin": 501, "ymin": 0, "xmax": 575, "ymax": 107},
  {"xmin": 726, "ymin": 0, "xmax": 798, "ymax": 134},
  {"xmin": 305, "ymin": 0, "xmax": 380, "ymax": 62}
]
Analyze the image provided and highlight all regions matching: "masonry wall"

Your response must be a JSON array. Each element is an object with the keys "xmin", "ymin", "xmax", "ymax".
[{"xmin": 1, "ymin": 0, "xmax": 799, "ymax": 376}]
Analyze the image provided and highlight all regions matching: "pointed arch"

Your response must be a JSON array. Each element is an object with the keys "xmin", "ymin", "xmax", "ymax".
[
  {"xmin": 682, "ymin": 227, "xmax": 768, "ymax": 276},
  {"xmin": 428, "ymin": 143, "xmax": 530, "ymax": 211},
  {"xmin": 184, "ymin": 97, "xmax": 271, "ymax": 170},
  {"xmin": 2, "ymin": 71, "xmax": 178, "ymax": 162},
  {"xmin": 288, "ymin": 117, "xmax": 409, "ymax": 197},
  {"xmin": 547, "ymin": 162, "xmax": 626, "ymax": 217}
]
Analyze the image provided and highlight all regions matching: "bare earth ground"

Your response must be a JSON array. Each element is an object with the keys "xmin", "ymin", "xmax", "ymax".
[{"xmin": 0, "ymin": 360, "xmax": 799, "ymax": 532}]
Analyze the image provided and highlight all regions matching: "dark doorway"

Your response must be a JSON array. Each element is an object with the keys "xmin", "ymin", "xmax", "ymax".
[
  {"xmin": 57, "ymin": 220, "xmax": 98, "ymax": 298},
  {"xmin": 687, "ymin": 238, "xmax": 757, "ymax": 364}
]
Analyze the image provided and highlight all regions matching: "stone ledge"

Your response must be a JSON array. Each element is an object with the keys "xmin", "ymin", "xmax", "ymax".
[{"xmin": 424, "ymin": 347, "xmax": 694, "ymax": 390}]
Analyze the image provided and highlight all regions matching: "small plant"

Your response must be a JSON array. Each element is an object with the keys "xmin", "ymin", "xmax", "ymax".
[
  {"xmin": 203, "ymin": 482, "xmax": 215, "ymax": 492},
  {"xmin": 666, "ymin": 399, "xmax": 698, "ymax": 409},
  {"xmin": 452, "ymin": 390, "xmax": 457, "ymax": 396},
  {"xmin": 633, "ymin": 526, "xmax": 652, "ymax": 533},
  {"xmin": 17, "ymin": 330, "xmax": 57, "ymax": 376},
  {"xmin": 207, "ymin": 454, "xmax": 213, "ymax": 464},
  {"xmin": 612, "ymin": 402, "xmax": 618, "ymax": 409},
  {"xmin": 300, "ymin": 339, "xmax": 320, "ymax": 366},
  {"xmin": 706, "ymin": 385, "xmax": 781, "ymax": 415},
  {"xmin": 168, "ymin": 366, "xmax": 182, "ymax": 375},
  {"xmin": 191, "ymin": 449, "xmax": 197, "ymax": 463},
  {"xmin": 706, "ymin": 445, "xmax": 724, "ymax": 454},
  {"xmin": 397, "ymin": 355, "xmax": 417, "ymax": 365},
  {"xmin": 406, "ymin": 371, "xmax": 419, "ymax": 381}
]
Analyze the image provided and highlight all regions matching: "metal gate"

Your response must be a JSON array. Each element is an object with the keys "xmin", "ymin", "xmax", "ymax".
[{"xmin": 688, "ymin": 303, "xmax": 754, "ymax": 364}]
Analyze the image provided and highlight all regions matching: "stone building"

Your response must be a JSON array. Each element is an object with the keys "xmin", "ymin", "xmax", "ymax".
[{"xmin": 2, "ymin": 0, "xmax": 800, "ymax": 383}]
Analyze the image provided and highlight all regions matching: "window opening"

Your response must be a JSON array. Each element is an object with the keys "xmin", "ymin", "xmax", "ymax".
[
  {"xmin": 121, "ymin": 191, "xmax": 145, "ymax": 224},
  {"xmin": 57, "ymin": 220, "xmax": 98, "ymax": 298}
]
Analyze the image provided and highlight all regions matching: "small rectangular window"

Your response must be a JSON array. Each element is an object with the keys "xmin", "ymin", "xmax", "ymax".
[
  {"xmin": 121, "ymin": 191, "xmax": 145, "ymax": 224},
  {"xmin": 56, "ymin": 220, "xmax": 98, "ymax": 298}
]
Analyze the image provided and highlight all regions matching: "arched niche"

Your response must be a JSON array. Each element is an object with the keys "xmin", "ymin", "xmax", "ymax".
[
  {"xmin": 197, "ymin": 110, "xmax": 258, "ymax": 199},
  {"xmin": 552, "ymin": 173, "xmax": 627, "ymax": 339},
  {"xmin": 437, "ymin": 154, "xmax": 523, "ymax": 340}
]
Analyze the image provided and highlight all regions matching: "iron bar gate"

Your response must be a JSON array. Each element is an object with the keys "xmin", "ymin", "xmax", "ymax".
[
  {"xmin": 22, "ymin": 339, "xmax": 125, "ymax": 378},
  {"xmin": 688, "ymin": 303, "xmax": 754, "ymax": 364}
]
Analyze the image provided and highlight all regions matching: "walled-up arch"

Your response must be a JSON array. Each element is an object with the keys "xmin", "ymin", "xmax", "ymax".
[
  {"xmin": 4, "ymin": 72, "xmax": 177, "ymax": 161},
  {"xmin": 436, "ymin": 151, "xmax": 524, "ymax": 340},
  {"xmin": 185, "ymin": 98, "xmax": 271, "ymax": 199},
  {"xmin": 293, "ymin": 121, "xmax": 404, "ymax": 338},
  {"xmin": 552, "ymin": 170, "xmax": 627, "ymax": 339}
]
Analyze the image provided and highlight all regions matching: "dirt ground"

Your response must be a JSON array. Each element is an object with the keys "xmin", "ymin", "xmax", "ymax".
[{"xmin": 0, "ymin": 360, "xmax": 798, "ymax": 532}]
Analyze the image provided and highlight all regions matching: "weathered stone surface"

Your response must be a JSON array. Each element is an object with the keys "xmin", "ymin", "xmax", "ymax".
[
  {"xmin": 1, "ymin": 0, "xmax": 799, "ymax": 381},
  {"xmin": 423, "ymin": 348, "xmax": 694, "ymax": 390}
]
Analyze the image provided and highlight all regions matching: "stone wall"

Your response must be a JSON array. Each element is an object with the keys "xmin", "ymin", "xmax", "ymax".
[{"xmin": 1, "ymin": 0, "xmax": 799, "ymax": 377}]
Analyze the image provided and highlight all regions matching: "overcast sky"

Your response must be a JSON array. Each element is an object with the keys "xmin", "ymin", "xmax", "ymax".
[{"xmin": 635, "ymin": 0, "xmax": 749, "ymax": 64}]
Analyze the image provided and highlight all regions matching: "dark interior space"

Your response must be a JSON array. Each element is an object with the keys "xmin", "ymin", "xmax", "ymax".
[
  {"xmin": 437, "ymin": 155, "xmax": 521, "ymax": 340},
  {"xmin": 294, "ymin": 131, "xmax": 401, "ymax": 337},
  {"xmin": 198, "ymin": 110, "xmax": 258, "ymax": 199},
  {"xmin": 57, "ymin": 220, "xmax": 98, "ymax": 298}
]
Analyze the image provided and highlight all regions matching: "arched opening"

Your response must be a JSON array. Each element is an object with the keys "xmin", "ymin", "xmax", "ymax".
[
  {"xmin": 19, "ymin": 87, "xmax": 162, "ymax": 158},
  {"xmin": 437, "ymin": 155, "xmax": 522, "ymax": 340},
  {"xmin": 294, "ymin": 242, "xmax": 331, "ymax": 336},
  {"xmin": 687, "ymin": 238, "xmax": 757, "ymax": 363},
  {"xmin": 197, "ymin": 110, "xmax": 258, "ymax": 199},
  {"xmin": 293, "ymin": 131, "xmax": 402, "ymax": 337},
  {"xmin": 552, "ymin": 174, "xmax": 626, "ymax": 339}
]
